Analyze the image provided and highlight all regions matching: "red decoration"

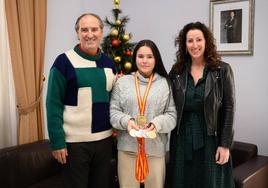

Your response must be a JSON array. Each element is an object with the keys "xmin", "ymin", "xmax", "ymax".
[
  {"xmin": 112, "ymin": 39, "xmax": 120, "ymax": 47},
  {"xmin": 125, "ymin": 49, "xmax": 132, "ymax": 57}
]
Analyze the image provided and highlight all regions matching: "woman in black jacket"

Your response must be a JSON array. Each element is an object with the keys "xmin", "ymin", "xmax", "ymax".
[{"xmin": 169, "ymin": 22, "xmax": 235, "ymax": 188}]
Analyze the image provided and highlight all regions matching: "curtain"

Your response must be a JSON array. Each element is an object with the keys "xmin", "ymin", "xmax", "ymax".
[
  {"xmin": 0, "ymin": 0, "xmax": 17, "ymax": 148},
  {"xmin": 5, "ymin": 0, "xmax": 47, "ymax": 144}
]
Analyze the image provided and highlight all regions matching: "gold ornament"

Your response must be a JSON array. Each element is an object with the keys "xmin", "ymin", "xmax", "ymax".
[
  {"xmin": 115, "ymin": 19, "xmax": 121, "ymax": 26},
  {"xmin": 114, "ymin": 56, "xmax": 121, "ymax": 63},
  {"xmin": 124, "ymin": 61, "xmax": 132, "ymax": 70},
  {"xmin": 122, "ymin": 34, "xmax": 130, "ymax": 41},
  {"xmin": 110, "ymin": 28, "xmax": 119, "ymax": 37},
  {"xmin": 114, "ymin": 0, "xmax": 120, "ymax": 9}
]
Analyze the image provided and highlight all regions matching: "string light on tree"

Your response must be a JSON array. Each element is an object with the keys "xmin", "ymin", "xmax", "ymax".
[{"xmin": 101, "ymin": 0, "xmax": 136, "ymax": 74}]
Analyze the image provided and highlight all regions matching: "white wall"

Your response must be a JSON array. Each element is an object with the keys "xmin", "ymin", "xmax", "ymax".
[{"xmin": 45, "ymin": 0, "xmax": 268, "ymax": 155}]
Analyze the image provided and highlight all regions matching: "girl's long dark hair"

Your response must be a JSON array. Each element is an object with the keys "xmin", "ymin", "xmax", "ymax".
[
  {"xmin": 132, "ymin": 39, "xmax": 168, "ymax": 78},
  {"xmin": 132, "ymin": 39, "xmax": 172, "ymax": 92}
]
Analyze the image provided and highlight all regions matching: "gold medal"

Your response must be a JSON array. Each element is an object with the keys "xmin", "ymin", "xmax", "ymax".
[
  {"xmin": 146, "ymin": 131, "xmax": 156, "ymax": 139},
  {"xmin": 136, "ymin": 115, "xmax": 147, "ymax": 126},
  {"xmin": 129, "ymin": 129, "xmax": 136, "ymax": 137},
  {"xmin": 134, "ymin": 130, "xmax": 143, "ymax": 138}
]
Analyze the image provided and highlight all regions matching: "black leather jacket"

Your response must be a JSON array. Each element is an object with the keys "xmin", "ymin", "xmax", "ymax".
[{"xmin": 169, "ymin": 61, "xmax": 235, "ymax": 148}]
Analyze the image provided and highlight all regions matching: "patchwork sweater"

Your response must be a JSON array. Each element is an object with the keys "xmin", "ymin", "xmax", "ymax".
[{"xmin": 46, "ymin": 45, "xmax": 116, "ymax": 150}]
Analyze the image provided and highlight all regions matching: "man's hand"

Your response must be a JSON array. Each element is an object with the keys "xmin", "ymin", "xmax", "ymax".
[{"xmin": 52, "ymin": 148, "xmax": 68, "ymax": 164}]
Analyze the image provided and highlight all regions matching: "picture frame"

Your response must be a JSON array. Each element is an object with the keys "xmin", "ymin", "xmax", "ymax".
[{"xmin": 209, "ymin": 0, "xmax": 255, "ymax": 55}]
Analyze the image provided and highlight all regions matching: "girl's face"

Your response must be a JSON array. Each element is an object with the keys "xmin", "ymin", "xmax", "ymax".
[{"xmin": 136, "ymin": 46, "xmax": 155, "ymax": 77}]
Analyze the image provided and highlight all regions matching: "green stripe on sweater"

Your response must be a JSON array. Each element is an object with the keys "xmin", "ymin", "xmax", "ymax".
[
  {"xmin": 46, "ymin": 68, "xmax": 67, "ymax": 150},
  {"xmin": 75, "ymin": 68, "xmax": 109, "ymax": 102}
]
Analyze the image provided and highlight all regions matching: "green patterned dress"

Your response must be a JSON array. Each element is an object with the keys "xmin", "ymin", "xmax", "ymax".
[{"xmin": 170, "ymin": 67, "xmax": 234, "ymax": 188}]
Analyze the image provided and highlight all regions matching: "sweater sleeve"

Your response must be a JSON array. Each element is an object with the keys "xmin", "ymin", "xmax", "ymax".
[
  {"xmin": 150, "ymin": 88, "xmax": 177, "ymax": 133},
  {"xmin": 110, "ymin": 79, "xmax": 133, "ymax": 130},
  {"xmin": 46, "ymin": 67, "xmax": 67, "ymax": 150}
]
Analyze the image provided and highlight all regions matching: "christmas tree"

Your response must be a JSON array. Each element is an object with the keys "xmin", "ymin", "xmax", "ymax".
[{"xmin": 101, "ymin": 0, "xmax": 136, "ymax": 74}]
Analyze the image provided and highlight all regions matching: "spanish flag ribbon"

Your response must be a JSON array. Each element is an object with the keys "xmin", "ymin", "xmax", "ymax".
[
  {"xmin": 134, "ymin": 71, "xmax": 154, "ymax": 182},
  {"xmin": 135, "ymin": 137, "xmax": 149, "ymax": 182}
]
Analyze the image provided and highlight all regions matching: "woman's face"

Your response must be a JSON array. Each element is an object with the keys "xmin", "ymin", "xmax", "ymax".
[
  {"xmin": 186, "ymin": 29, "xmax": 206, "ymax": 61},
  {"xmin": 136, "ymin": 46, "xmax": 155, "ymax": 77}
]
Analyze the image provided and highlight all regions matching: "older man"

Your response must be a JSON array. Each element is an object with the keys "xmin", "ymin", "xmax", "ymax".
[{"xmin": 46, "ymin": 13, "xmax": 116, "ymax": 188}]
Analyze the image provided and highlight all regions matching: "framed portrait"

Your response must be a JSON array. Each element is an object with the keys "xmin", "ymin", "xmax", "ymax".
[{"xmin": 209, "ymin": 0, "xmax": 255, "ymax": 55}]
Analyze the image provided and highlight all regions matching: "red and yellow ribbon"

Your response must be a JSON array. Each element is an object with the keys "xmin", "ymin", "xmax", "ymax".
[{"xmin": 134, "ymin": 71, "xmax": 154, "ymax": 182}]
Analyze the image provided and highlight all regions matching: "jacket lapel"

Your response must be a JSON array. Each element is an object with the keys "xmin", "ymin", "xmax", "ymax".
[
  {"xmin": 175, "ymin": 70, "xmax": 187, "ymax": 94},
  {"xmin": 204, "ymin": 69, "xmax": 218, "ymax": 99}
]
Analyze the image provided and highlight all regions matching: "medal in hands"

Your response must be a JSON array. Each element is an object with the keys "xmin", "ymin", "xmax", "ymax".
[
  {"xmin": 129, "ymin": 128, "xmax": 155, "ymax": 139},
  {"xmin": 129, "ymin": 115, "xmax": 156, "ymax": 139},
  {"xmin": 146, "ymin": 130, "xmax": 156, "ymax": 139}
]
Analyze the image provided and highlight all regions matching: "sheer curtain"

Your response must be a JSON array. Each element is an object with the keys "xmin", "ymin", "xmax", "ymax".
[{"xmin": 0, "ymin": 0, "xmax": 17, "ymax": 148}]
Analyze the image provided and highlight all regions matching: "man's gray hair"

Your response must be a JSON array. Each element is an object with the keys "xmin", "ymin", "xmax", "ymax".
[{"xmin": 75, "ymin": 13, "xmax": 104, "ymax": 32}]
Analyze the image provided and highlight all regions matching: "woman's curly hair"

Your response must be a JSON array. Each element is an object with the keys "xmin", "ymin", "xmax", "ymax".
[{"xmin": 173, "ymin": 22, "xmax": 221, "ymax": 73}]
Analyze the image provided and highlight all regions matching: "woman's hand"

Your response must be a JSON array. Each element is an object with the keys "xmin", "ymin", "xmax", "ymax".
[
  {"xmin": 215, "ymin": 146, "xmax": 230, "ymax": 165},
  {"xmin": 52, "ymin": 148, "xmax": 68, "ymax": 164}
]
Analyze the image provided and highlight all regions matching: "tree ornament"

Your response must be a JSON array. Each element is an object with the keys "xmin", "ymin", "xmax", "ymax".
[
  {"xmin": 101, "ymin": 4, "xmax": 136, "ymax": 74},
  {"xmin": 115, "ymin": 19, "xmax": 122, "ymax": 26},
  {"xmin": 122, "ymin": 34, "xmax": 130, "ymax": 41},
  {"xmin": 125, "ymin": 49, "xmax": 132, "ymax": 57},
  {"xmin": 114, "ymin": 56, "xmax": 121, "ymax": 63},
  {"xmin": 110, "ymin": 28, "xmax": 119, "ymax": 37},
  {"xmin": 114, "ymin": 0, "xmax": 120, "ymax": 9},
  {"xmin": 124, "ymin": 61, "xmax": 132, "ymax": 70},
  {"xmin": 111, "ymin": 39, "xmax": 120, "ymax": 47}
]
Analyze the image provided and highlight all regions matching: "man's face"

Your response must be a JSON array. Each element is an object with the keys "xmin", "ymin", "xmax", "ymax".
[
  {"xmin": 77, "ymin": 15, "xmax": 103, "ymax": 55},
  {"xmin": 230, "ymin": 11, "xmax": 235, "ymax": 18}
]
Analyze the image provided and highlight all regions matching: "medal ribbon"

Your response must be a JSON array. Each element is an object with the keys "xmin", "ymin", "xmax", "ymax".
[{"xmin": 134, "ymin": 71, "xmax": 154, "ymax": 182}]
